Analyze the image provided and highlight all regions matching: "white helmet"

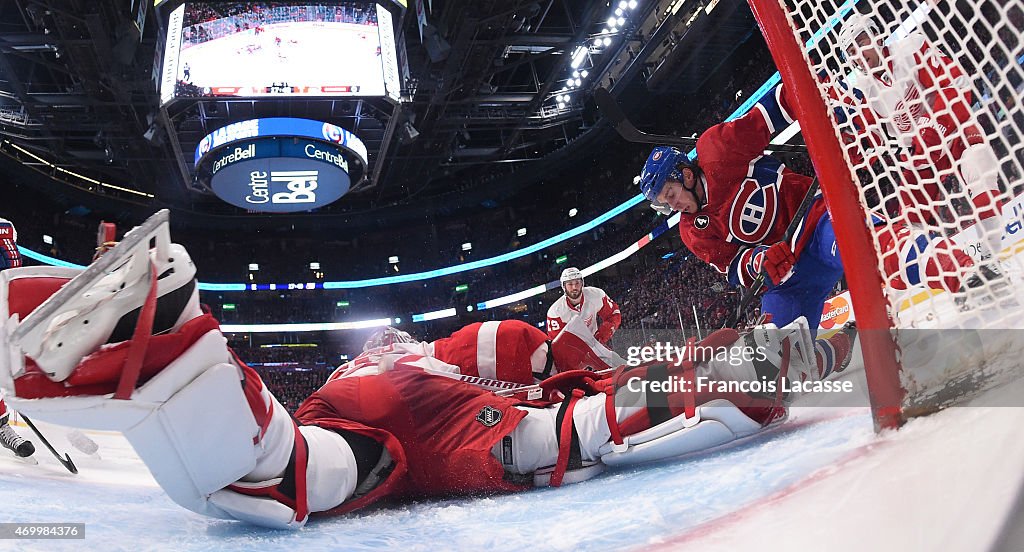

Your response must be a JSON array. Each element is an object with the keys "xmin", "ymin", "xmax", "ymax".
[
  {"xmin": 362, "ymin": 326, "xmax": 417, "ymax": 352},
  {"xmin": 838, "ymin": 13, "xmax": 881, "ymax": 65},
  {"xmin": 560, "ymin": 267, "xmax": 583, "ymax": 288}
]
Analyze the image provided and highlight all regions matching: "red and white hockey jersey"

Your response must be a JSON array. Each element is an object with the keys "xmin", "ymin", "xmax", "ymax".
[
  {"xmin": 833, "ymin": 33, "xmax": 993, "ymax": 225},
  {"xmin": 546, "ymin": 287, "xmax": 620, "ymax": 344},
  {"xmin": 849, "ymin": 33, "xmax": 978, "ymax": 155}
]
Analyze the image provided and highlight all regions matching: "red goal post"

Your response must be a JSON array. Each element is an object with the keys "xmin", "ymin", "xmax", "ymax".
[{"xmin": 749, "ymin": 0, "xmax": 904, "ymax": 430}]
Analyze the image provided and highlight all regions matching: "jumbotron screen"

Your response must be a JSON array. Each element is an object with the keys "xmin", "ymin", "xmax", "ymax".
[{"xmin": 160, "ymin": 2, "xmax": 400, "ymax": 103}]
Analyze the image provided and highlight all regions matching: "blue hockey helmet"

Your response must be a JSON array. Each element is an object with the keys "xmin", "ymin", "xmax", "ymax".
[{"xmin": 637, "ymin": 146, "xmax": 701, "ymax": 212}]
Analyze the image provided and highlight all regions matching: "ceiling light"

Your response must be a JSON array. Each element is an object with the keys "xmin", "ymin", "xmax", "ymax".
[{"xmin": 603, "ymin": 37, "xmax": 612, "ymax": 46}]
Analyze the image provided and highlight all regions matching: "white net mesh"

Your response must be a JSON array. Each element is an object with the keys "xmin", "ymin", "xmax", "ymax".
[{"xmin": 768, "ymin": 0, "xmax": 1024, "ymax": 409}]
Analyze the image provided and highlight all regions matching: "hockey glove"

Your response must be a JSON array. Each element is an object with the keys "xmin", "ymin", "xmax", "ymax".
[{"xmin": 752, "ymin": 241, "xmax": 795, "ymax": 286}]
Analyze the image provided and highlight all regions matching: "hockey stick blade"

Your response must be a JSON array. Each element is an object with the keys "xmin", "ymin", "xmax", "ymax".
[
  {"xmin": 12, "ymin": 209, "xmax": 170, "ymax": 355},
  {"xmin": 594, "ymin": 87, "xmax": 697, "ymax": 148},
  {"xmin": 593, "ymin": 87, "xmax": 807, "ymax": 154},
  {"xmin": 22, "ymin": 415, "xmax": 78, "ymax": 474}
]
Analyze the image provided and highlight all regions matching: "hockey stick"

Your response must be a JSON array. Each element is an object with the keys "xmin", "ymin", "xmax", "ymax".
[
  {"xmin": 724, "ymin": 178, "xmax": 821, "ymax": 329},
  {"xmin": 593, "ymin": 87, "xmax": 808, "ymax": 154},
  {"xmin": 21, "ymin": 415, "xmax": 78, "ymax": 474}
]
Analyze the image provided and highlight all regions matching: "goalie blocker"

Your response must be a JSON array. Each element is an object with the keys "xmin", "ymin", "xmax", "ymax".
[{"xmin": 0, "ymin": 211, "xmax": 827, "ymax": 529}]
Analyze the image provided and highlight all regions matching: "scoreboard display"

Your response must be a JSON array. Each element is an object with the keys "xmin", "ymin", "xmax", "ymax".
[
  {"xmin": 194, "ymin": 118, "xmax": 369, "ymax": 213},
  {"xmin": 160, "ymin": 2, "xmax": 401, "ymax": 103}
]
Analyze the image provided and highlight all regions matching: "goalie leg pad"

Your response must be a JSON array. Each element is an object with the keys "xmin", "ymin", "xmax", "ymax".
[
  {"xmin": 123, "ymin": 360, "xmax": 262, "ymax": 518},
  {"xmin": 598, "ymin": 399, "xmax": 765, "ymax": 466}
]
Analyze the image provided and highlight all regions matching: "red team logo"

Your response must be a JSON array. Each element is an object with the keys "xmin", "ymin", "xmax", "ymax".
[
  {"xmin": 728, "ymin": 177, "xmax": 778, "ymax": 243},
  {"xmin": 891, "ymin": 87, "xmax": 923, "ymax": 133}
]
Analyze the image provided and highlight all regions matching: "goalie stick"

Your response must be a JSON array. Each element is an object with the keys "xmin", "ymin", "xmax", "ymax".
[
  {"xmin": 21, "ymin": 414, "xmax": 78, "ymax": 474},
  {"xmin": 724, "ymin": 178, "xmax": 821, "ymax": 329},
  {"xmin": 593, "ymin": 87, "xmax": 808, "ymax": 154}
]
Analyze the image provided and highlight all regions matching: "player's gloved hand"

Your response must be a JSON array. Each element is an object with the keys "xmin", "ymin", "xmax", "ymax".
[{"xmin": 754, "ymin": 241, "xmax": 796, "ymax": 286}]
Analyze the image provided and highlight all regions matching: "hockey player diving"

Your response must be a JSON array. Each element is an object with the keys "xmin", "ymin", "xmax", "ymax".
[
  {"xmin": 636, "ymin": 72, "xmax": 1006, "ymax": 350},
  {"xmin": 0, "ymin": 211, "xmax": 830, "ymax": 529}
]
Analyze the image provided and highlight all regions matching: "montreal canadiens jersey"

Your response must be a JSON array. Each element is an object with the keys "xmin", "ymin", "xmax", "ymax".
[
  {"xmin": 546, "ymin": 286, "xmax": 621, "ymax": 344},
  {"xmin": 677, "ymin": 84, "xmax": 827, "ymax": 288},
  {"xmin": 0, "ymin": 218, "xmax": 21, "ymax": 270}
]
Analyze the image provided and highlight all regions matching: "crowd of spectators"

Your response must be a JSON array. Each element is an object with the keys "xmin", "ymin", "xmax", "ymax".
[
  {"xmin": 184, "ymin": 2, "xmax": 375, "ymax": 45},
  {"xmin": 0, "ymin": 38, "xmax": 808, "ymax": 410}
]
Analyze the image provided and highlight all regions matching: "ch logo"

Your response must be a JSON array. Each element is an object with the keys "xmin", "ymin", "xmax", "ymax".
[{"xmin": 729, "ymin": 177, "xmax": 778, "ymax": 243}]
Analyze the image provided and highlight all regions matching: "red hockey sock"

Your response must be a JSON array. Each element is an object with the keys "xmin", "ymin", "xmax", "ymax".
[{"xmin": 815, "ymin": 332, "xmax": 852, "ymax": 379}]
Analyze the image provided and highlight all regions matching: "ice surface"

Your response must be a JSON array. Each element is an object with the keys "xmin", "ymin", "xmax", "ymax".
[{"xmin": 1, "ymin": 339, "xmax": 1020, "ymax": 551}]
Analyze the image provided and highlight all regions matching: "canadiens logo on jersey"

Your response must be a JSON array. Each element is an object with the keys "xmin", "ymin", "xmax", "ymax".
[
  {"xmin": 694, "ymin": 214, "xmax": 710, "ymax": 229},
  {"xmin": 475, "ymin": 405, "xmax": 503, "ymax": 427},
  {"xmin": 728, "ymin": 166, "xmax": 780, "ymax": 244}
]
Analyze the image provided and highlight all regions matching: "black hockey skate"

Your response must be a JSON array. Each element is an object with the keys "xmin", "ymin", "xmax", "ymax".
[
  {"xmin": 955, "ymin": 261, "xmax": 1016, "ymax": 311},
  {"xmin": 0, "ymin": 421, "xmax": 35, "ymax": 458}
]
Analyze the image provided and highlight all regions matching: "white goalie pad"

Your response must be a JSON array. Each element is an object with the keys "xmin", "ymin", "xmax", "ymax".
[
  {"xmin": 597, "ymin": 399, "xmax": 765, "ymax": 467},
  {"xmin": 12, "ymin": 210, "xmax": 199, "ymax": 382},
  {"xmin": 703, "ymin": 316, "xmax": 817, "ymax": 386}
]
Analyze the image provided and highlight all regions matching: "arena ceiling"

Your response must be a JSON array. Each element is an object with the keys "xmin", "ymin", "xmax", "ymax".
[{"xmin": 0, "ymin": 0, "xmax": 759, "ymax": 229}]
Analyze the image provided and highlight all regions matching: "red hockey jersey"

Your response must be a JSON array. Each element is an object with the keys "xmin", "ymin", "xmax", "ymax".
[
  {"xmin": 546, "ymin": 287, "xmax": 621, "ymax": 344},
  {"xmin": 295, "ymin": 369, "xmax": 538, "ymax": 516}
]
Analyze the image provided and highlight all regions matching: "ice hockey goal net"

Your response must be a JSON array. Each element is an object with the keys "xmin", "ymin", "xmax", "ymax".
[{"xmin": 748, "ymin": 0, "xmax": 1024, "ymax": 429}]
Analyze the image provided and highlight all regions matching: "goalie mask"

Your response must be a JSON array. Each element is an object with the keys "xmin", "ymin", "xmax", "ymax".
[
  {"xmin": 362, "ymin": 326, "xmax": 417, "ymax": 352},
  {"xmin": 637, "ymin": 146, "xmax": 703, "ymax": 215}
]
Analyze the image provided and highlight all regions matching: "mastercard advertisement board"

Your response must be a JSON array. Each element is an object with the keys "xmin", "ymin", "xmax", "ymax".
[{"xmin": 819, "ymin": 291, "xmax": 853, "ymax": 332}]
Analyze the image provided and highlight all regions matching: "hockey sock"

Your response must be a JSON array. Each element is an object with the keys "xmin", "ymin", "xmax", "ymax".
[{"xmin": 815, "ymin": 332, "xmax": 852, "ymax": 379}]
